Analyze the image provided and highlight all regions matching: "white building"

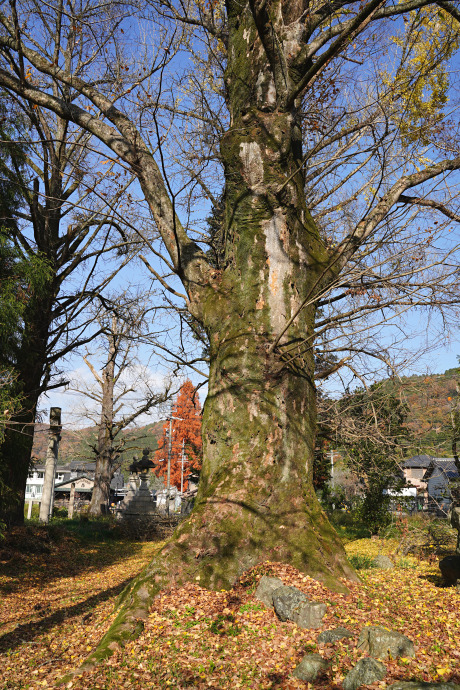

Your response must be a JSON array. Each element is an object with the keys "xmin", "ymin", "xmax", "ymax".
[{"xmin": 26, "ymin": 467, "xmax": 66, "ymax": 499}]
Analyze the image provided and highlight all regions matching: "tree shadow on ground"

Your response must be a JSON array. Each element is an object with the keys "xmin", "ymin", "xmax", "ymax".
[
  {"xmin": 0, "ymin": 523, "xmax": 160, "ymax": 595},
  {"xmin": 417, "ymin": 572, "xmax": 449, "ymax": 587},
  {"xmin": 0, "ymin": 576, "xmax": 133, "ymax": 653}
]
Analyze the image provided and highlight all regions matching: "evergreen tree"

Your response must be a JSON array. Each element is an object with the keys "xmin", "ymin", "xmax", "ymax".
[{"xmin": 339, "ymin": 383, "xmax": 409, "ymax": 533}]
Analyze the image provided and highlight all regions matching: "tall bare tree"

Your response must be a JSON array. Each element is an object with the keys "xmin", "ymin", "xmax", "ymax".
[
  {"xmin": 72, "ymin": 298, "xmax": 170, "ymax": 515},
  {"xmin": 0, "ymin": 83, "xmax": 140, "ymax": 524},
  {"xmin": 1, "ymin": 0, "xmax": 459, "ymax": 653}
]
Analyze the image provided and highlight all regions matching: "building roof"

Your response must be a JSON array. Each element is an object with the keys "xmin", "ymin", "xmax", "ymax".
[
  {"xmin": 29, "ymin": 462, "xmax": 96, "ymax": 472},
  {"xmin": 403, "ymin": 455, "xmax": 459, "ymax": 469},
  {"xmin": 69, "ymin": 461, "xmax": 96, "ymax": 471},
  {"xmin": 425, "ymin": 460, "xmax": 459, "ymax": 480},
  {"xmin": 402, "ymin": 455, "xmax": 433, "ymax": 468},
  {"xmin": 54, "ymin": 474, "xmax": 94, "ymax": 493}
]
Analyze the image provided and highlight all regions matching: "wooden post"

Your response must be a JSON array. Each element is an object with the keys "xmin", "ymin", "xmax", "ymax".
[
  {"xmin": 68, "ymin": 482, "xmax": 76, "ymax": 519},
  {"xmin": 39, "ymin": 407, "xmax": 62, "ymax": 524}
]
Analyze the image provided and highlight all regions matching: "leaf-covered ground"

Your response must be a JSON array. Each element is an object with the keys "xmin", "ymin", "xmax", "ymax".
[{"xmin": 0, "ymin": 529, "xmax": 459, "ymax": 689}]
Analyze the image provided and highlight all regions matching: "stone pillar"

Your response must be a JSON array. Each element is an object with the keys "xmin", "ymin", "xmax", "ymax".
[
  {"xmin": 68, "ymin": 482, "xmax": 76, "ymax": 519},
  {"xmin": 122, "ymin": 474, "xmax": 138, "ymax": 508},
  {"xmin": 39, "ymin": 407, "xmax": 62, "ymax": 524}
]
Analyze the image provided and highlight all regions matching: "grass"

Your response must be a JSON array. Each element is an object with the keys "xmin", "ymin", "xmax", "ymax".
[
  {"xmin": 327, "ymin": 509, "xmax": 373, "ymax": 541},
  {"xmin": 348, "ymin": 554, "xmax": 377, "ymax": 570}
]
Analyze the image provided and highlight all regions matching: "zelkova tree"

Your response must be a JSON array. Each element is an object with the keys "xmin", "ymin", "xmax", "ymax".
[
  {"xmin": 154, "ymin": 380, "xmax": 202, "ymax": 490},
  {"xmin": 1, "ymin": 0, "xmax": 460, "ymax": 654}
]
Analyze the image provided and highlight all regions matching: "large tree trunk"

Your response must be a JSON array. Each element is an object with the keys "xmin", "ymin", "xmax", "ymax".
[
  {"xmin": 88, "ymin": 342, "xmax": 355, "ymax": 663},
  {"xmin": 0, "ymin": 411, "xmax": 36, "ymax": 526},
  {"xmin": 83, "ymin": 6, "xmax": 356, "ymax": 663},
  {"xmin": 89, "ymin": 447, "xmax": 113, "ymax": 516},
  {"xmin": 0, "ymin": 295, "xmax": 52, "ymax": 525},
  {"xmin": 173, "ymin": 0, "xmax": 353, "ymax": 589}
]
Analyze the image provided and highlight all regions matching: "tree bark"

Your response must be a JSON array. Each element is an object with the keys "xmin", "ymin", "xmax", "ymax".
[
  {"xmin": 164, "ymin": 0, "xmax": 354, "ymax": 590},
  {"xmin": 0, "ymin": 290, "xmax": 54, "ymax": 525},
  {"xmin": 80, "ymin": 4, "xmax": 358, "ymax": 663},
  {"xmin": 0, "ymin": 413, "xmax": 35, "ymax": 525},
  {"xmin": 89, "ymin": 322, "xmax": 117, "ymax": 516}
]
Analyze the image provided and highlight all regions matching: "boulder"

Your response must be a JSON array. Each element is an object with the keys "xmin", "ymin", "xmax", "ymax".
[
  {"xmin": 449, "ymin": 505, "xmax": 460, "ymax": 534},
  {"xmin": 386, "ymin": 683, "xmax": 460, "ymax": 690},
  {"xmin": 291, "ymin": 600, "xmax": 327, "ymax": 629},
  {"xmin": 254, "ymin": 576, "xmax": 284, "ymax": 607},
  {"xmin": 357, "ymin": 626, "xmax": 415, "ymax": 659},
  {"xmin": 372, "ymin": 554, "xmax": 394, "ymax": 569},
  {"xmin": 317, "ymin": 627, "xmax": 354, "ymax": 644},
  {"xmin": 439, "ymin": 555, "xmax": 460, "ymax": 586},
  {"xmin": 272, "ymin": 585, "xmax": 308, "ymax": 622},
  {"xmin": 291, "ymin": 653, "xmax": 329, "ymax": 682},
  {"xmin": 342, "ymin": 657, "xmax": 386, "ymax": 690}
]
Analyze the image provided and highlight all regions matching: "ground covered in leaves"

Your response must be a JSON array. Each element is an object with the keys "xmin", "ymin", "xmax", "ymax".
[{"xmin": 0, "ymin": 524, "xmax": 459, "ymax": 689}]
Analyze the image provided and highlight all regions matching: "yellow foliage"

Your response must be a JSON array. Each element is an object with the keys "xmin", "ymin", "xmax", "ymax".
[{"xmin": 382, "ymin": 7, "xmax": 459, "ymax": 145}]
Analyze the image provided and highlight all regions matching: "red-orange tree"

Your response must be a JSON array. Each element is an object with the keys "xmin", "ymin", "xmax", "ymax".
[{"xmin": 154, "ymin": 380, "xmax": 202, "ymax": 490}]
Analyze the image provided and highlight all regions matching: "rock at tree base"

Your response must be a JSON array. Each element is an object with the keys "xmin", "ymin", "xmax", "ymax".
[
  {"xmin": 272, "ymin": 585, "xmax": 308, "ymax": 622},
  {"xmin": 317, "ymin": 627, "xmax": 354, "ymax": 644},
  {"xmin": 439, "ymin": 555, "xmax": 460, "ymax": 585},
  {"xmin": 291, "ymin": 600, "xmax": 327, "ymax": 629},
  {"xmin": 254, "ymin": 576, "xmax": 284, "ymax": 607},
  {"xmin": 372, "ymin": 555, "xmax": 394, "ymax": 569},
  {"xmin": 256, "ymin": 580, "xmax": 327, "ymax": 628},
  {"xmin": 291, "ymin": 653, "xmax": 329, "ymax": 681},
  {"xmin": 342, "ymin": 657, "xmax": 386, "ymax": 690},
  {"xmin": 357, "ymin": 626, "xmax": 415, "ymax": 659},
  {"xmin": 386, "ymin": 683, "xmax": 460, "ymax": 689}
]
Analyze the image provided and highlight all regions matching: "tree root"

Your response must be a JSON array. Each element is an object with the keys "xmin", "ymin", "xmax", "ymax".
[{"xmin": 56, "ymin": 497, "xmax": 357, "ymax": 685}]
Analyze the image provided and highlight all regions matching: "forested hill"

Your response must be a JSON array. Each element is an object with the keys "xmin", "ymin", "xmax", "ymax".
[
  {"xmin": 31, "ymin": 420, "xmax": 164, "ymax": 466},
  {"xmin": 385, "ymin": 367, "xmax": 460, "ymax": 457}
]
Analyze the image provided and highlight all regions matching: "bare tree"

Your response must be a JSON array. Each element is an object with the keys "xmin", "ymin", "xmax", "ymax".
[
  {"xmin": 1, "ymin": 0, "xmax": 459, "ymax": 654},
  {"xmin": 0, "ymin": 85, "xmax": 141, "ymax": 524},
  {"xmin": 71, "ymin": 297, "xmax": 171, "ymax": 515}
]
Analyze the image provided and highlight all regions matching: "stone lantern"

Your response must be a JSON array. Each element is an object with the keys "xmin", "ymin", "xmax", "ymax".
[{"xmin": 119, "ymin": 448, "xmax": 157, "ymax": 518}]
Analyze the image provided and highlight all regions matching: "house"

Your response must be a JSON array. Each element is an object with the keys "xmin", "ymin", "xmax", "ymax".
[
  {"xmin": 401, "ymin": 454, "xmax": 433, "ymax": 490},
  {"xmin": 401, "ymin": 455, "xmax": 459, "ymax": 514},
  {"xmin": 26, "ymin": 466, "xmax": 69, "ymax": 500},
  {"xmin": 424, "ymin": 459, "xmax": 459, "ymax": 516},
  {"xmin": 26, "ymin": 461, "xmax": 124, "ymax": 505}
]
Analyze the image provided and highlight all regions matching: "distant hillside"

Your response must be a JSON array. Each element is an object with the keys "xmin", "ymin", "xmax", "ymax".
[
  {"xmin": 32, "ymin": 420, "xmax": 164, "ymax": 466},
  {"xmin": 395, "ymin": 368, "xmax": 460, "ymax": 457}
]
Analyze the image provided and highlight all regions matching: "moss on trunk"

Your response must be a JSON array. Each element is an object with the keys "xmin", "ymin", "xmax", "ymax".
[
  {"xmin": 77, "ymin": 330, "xmax": 356, "ymax": 669},
  {"xmin": 65, "ymin": 1, "xmax": 358, "ymax": 671}
]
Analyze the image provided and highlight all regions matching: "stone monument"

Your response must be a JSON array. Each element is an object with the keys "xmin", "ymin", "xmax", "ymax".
[{"xmin": 118, "ymin": 449, "xmax": 156, "ymax": 518}]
